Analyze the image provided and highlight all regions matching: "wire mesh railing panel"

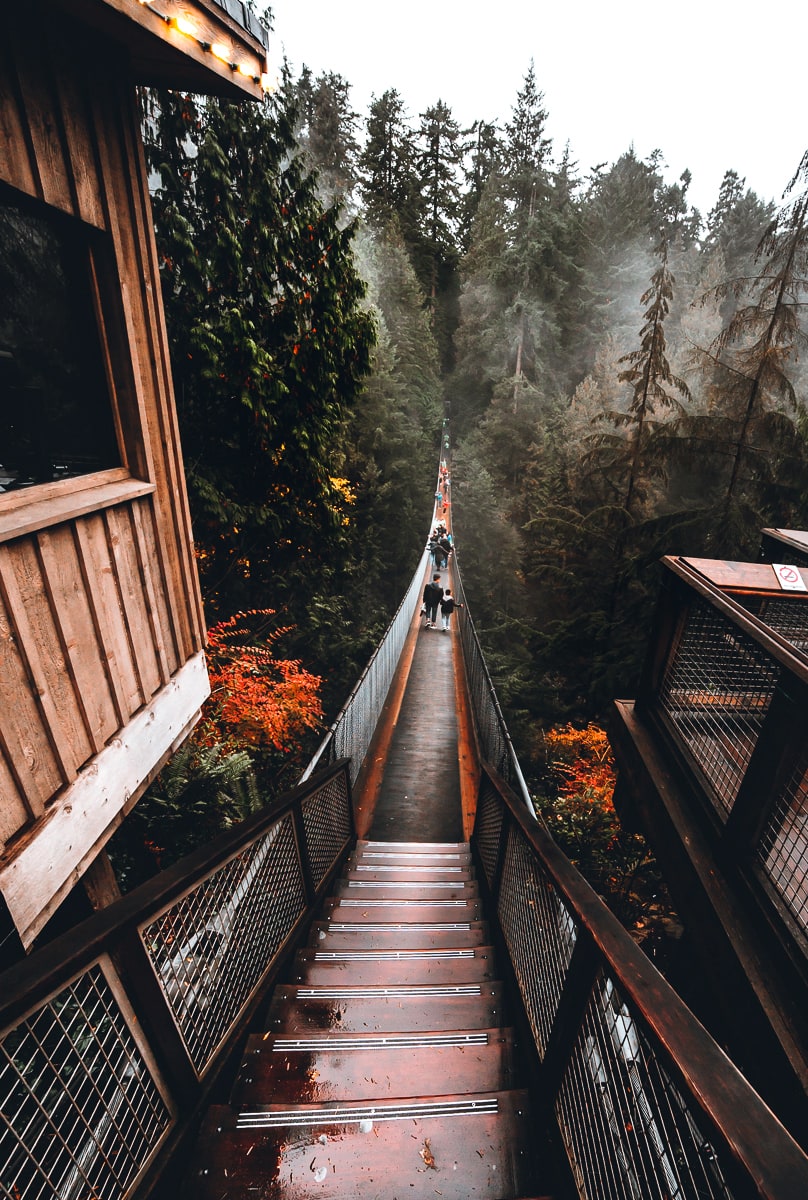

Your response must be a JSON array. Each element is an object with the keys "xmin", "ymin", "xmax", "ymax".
[
  {"xmin": 496, "ymin": 823, "xmax": 577, "ymax": 1056},
  {"xmin": 474, "ymin": 773, "xmax": 504, "ymax": 889},
  {"xmin": 742, "ymin": 596, "xmax": 808, "ymax": 656},
  {"xmin": 555, "ymin": 971, "xmax": 735, "ymax": 1200},
  {"xmin": 140, "ymin": 814, "xmax": 305, "ymax": 1074},
  {"xmin": 453, "ymin": 571, "xmax": 508, "ymax": 778},
  {"xmin": 452, "ymin": 556, "xmax": 536, "ymax": 816},
  {"xmin": 1, "ymin": 961, "xmax": 171, "ymax": 1200},
  {"xmin": 301, "ymin": 769, "xmax": 352, "ymax": 887},
  {"xmin": 302, "ymin": 548, "xmax": 430, "ymax": 785},
  {"xmin": 757, "ymin": 746, "xmax": 808, "ymax": 938},
  {"xmin": 658, "ymin": 597, "xmax": 780, "ymax": 817}
]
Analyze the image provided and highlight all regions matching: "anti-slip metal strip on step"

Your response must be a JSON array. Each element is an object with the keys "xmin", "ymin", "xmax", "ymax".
[
  {"xmin": 346, "ymin": 880, "xmax": 467, "ymax": 889},
  {"xmin": 362, "ymin": 840, "xmax": 467, "ymax": 848},
  {"xmin": 353, "ymin": 864, "xmax": 464, "ymax": 873},
  {"xmin": 312, "ymin": 949, "xmax": 476, "ymax": 961},
  {"xmin": 270, "ymin": 1032, "xmax": 490, "ymax": 1051},
  {"xmin": 236, "ymin": 1097, "xmax": 499, "ymax": 1129},
  {"xmin": 324, "ymin": 922, "xmax": 473, "ymax": 932},
  {"xmin": 356, "ymin": 852, "xmax": 466, "ymax": 861},
  {"xmin": 335, "ymin": 899, "xmax": 474, "ymax": 907},
  {"xmin": 293, "ymin": 984, "xmax": 483, "ymax": 998}
]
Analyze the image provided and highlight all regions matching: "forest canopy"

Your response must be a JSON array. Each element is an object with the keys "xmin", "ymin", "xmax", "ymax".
[{"xmin": 139, "ymin": 56, "xmax": 808, "ymax": 811}]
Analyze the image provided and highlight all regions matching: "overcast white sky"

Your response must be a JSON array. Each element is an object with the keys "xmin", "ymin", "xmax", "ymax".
[{"xmin": 267, "ymin": 0, "xmax": 806, "ymax": 219}]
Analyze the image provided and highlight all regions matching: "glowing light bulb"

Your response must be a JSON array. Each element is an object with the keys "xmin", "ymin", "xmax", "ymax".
[
  {"xmin": 174, "ymin": 15, "xmax": 195, "ymax": 35},
  {"xmin": 210, "ymin": 42, "xmax": 230, "ymax": 62}
]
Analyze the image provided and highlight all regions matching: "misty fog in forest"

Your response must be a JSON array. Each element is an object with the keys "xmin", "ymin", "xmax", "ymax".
[{"xmin": 137, "ymin": 57, "xmax": 808, "ymax": 917}]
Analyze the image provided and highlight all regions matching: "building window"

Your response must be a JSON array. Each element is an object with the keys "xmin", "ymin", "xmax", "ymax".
[{"xmin": 0, "ymin": 188, "xmax": 120, "ymax": 492}]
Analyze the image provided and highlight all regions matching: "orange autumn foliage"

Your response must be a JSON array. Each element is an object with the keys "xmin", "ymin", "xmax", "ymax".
[
  {"xmin": 544, "ymin": 722, "xmax": 616, "ymax": 810},
  {"xmin": 539, "ymin": 723, "xmax": 674, "ymax": 936},
  {"xmin": 197, "ymin": 609, "xmax": 323, "ymax": 756}
]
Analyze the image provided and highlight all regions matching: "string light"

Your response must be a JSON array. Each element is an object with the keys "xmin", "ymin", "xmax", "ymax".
[{"xmin": 134, "ymin": 1, "xmax": 266, "ymax": 87}]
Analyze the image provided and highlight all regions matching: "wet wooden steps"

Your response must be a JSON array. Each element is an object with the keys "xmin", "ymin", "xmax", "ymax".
[
  {"xmin": 266, "ymin": 981, "xmax": 506, "ymax": 1034},
  {"xmin": 309, "ymin": 918, "xmax": 491, "ymax": 949},
  {"xmin": 290, "ymin": 945, "xmax": 497, "ymax": 986},
  {"xmin": 232, "ymin": 1029, "xmax": 519, "ymax": 1105},
  {"xmin": 196, "ymin": 1093, "xmax": 535, "ymax": 1198},
  {"xmin": 189, "ymin": 841, "xmax": 547, "ymax": 1199}
]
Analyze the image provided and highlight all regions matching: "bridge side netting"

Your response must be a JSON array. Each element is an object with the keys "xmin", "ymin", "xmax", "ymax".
[{"xmin": 300, "ymin": 544, "xmax": 431, "ymax": 786}]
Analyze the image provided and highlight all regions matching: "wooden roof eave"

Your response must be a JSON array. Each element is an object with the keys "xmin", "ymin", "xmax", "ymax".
[{"xmin": 49, "ymin": 0, "xmax": 269, "ymax": 101}]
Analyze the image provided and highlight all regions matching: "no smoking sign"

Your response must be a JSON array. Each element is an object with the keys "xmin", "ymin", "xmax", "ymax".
[{"xmin": 772, "ymin": 563, "xmax": 808, "ymax": 592}]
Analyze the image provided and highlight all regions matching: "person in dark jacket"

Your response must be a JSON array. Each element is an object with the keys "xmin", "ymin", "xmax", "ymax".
[
  {"xmin": 439, "ymin": 588, "xmax": 463, "ymax": 631},
  {"xmin": 422, "ymin": 574, "xmax": 444, "ymax": 628}
]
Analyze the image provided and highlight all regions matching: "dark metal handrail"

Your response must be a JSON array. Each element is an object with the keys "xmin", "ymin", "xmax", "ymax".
[
  {"xmin": 0, "ymin": 760, "xmax": 353, "ymax": 1200},
  {"xmin": 472, "ymin": 763, "xmax": 808, "ymax": 1200}
]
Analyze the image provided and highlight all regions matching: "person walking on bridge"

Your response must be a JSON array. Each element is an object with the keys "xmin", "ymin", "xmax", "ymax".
[
  {"xmin": 440, "ymin": 588, "xmax": 463, "ymax": 631},
  {"xmin": 423, "ymin": 574, "xmax": 443, "ymax": 628}
]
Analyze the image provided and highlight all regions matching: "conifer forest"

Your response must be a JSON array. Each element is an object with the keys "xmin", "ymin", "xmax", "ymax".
[{"xmin": 120, "ymin": 49, "xmax": 808, "ymax": 922}]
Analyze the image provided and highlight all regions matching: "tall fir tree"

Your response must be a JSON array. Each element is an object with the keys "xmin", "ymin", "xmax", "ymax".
[
  {"xmin": 701, "ymin": 152, "xmax": 808, "ymax": 550},
  {"xmin": 292, "ymin": 68, "xmax": 360, "ymax": 203},
  {"xmin": 358, "ymin": 90, "xmax": 422, "ymax": 243},
  {"xmin": 143, "ymin": 87, "xmax": 375, "ymax": 617},
  {"xmin": 459, "ymin": 119, "xmax": 503, "ymax": 249},
  {"xmin": 615, "ymin": 236, "xmax": 691, "ymax": 518},
  {"xmin": 415, "ymin": 100, "xmax": 465, "ymax": 367}
]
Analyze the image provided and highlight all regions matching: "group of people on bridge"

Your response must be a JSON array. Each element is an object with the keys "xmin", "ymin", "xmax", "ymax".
[{"xmin": 422, "ymin": 472, "xmax": 462, "ymax": 631}]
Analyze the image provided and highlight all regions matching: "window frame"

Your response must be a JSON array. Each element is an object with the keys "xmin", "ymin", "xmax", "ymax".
[{"xmin": 0, "ymin": 191, "xmax": 155, "ymax": 544}]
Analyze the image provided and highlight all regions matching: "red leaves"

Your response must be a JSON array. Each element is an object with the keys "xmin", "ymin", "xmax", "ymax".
[{"xmin": 199, "ymin": 610, "xmax": 322, "ymax": 756}]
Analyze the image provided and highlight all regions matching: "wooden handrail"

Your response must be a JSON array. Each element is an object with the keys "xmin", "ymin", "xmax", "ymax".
[
  {"xmin": 0, "ymin": 758, "xmax": 351, "ymax": 1030},
  {"xmin": 477, "ymin": 764, "xmax": 808, "ymax": 1199}
]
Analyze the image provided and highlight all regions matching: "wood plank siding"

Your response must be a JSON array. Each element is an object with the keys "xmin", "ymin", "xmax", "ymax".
[{"xmin": 0, "ymin": 5, "xmax": 220, "ymax": 942}]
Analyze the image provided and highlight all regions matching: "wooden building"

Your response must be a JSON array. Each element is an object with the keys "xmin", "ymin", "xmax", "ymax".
[
  {"xmin": 0, "ymin": 0, "xmax": 269, "ymax": 952},
  {"xmin": 609, "ymin": 552, "xmax": 808, "ymax": 1149}
]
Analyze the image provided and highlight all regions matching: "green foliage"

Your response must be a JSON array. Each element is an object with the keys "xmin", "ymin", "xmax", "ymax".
[
  {"xmin": 107, "ymin": 742, "xmax": 260, "ymax": 891},
  {"xmin": 143, "ymin": 86, "xmax": 375, "ymax": 617}
]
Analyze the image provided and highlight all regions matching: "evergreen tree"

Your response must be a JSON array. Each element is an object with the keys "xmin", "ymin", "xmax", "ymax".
[
  {"xmin": 415, "ymin": 100, "xmax": 465, "ymax": 367},
  {"xmin": 143, "ymin": 87, "xmax": 375, "ymax": 617},
  {"xmin": 615, "ymin": 236, "xmax": 691, "ymax": 517},
  {"xmin": 292, "ymin": 68, "xmax": 360, "ymax": 202},
  {"xmin": 344, "ymin": 222, "xmax": 443, "ymax": 587},
  {"xmin": 702, "ymin": 153, "xmax": 808, "ymax": 549},
  {"xmin": 358, "ymin": 90, "xmax": 422, "ymax": 241},
  {"xmin": 459, "ymin": 120, "xmax": 503, "ymax": 248},
  {"xmin": 503, "ymin": 60, "xmax": 552, "ymax": 212},
  {"xmin": 700, "ymin": 169, "xmax": 774, "ymax": 322},
  {"xmin": 577, "ymin": 148, "xmax": 663, "ymax": 368}
]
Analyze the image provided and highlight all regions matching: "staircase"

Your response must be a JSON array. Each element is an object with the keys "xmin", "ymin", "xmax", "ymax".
[{"xmin": 191, "ymin": 840, "xmax": 549, "ymax": 1198}]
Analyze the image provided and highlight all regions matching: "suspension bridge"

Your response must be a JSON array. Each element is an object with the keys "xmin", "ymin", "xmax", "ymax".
[{"xmin": 3, "ymin": 478, "xmax": 808, "ymax": 1200}]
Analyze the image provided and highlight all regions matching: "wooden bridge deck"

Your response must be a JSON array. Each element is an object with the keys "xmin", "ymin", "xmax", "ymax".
[
  {"xmin": 187, "ymin": 563, "xmax": 555, "ymax": 1198},
  {"xmin": 353, "ymin": 560, "xmax": 477, "ymax": 844}
]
